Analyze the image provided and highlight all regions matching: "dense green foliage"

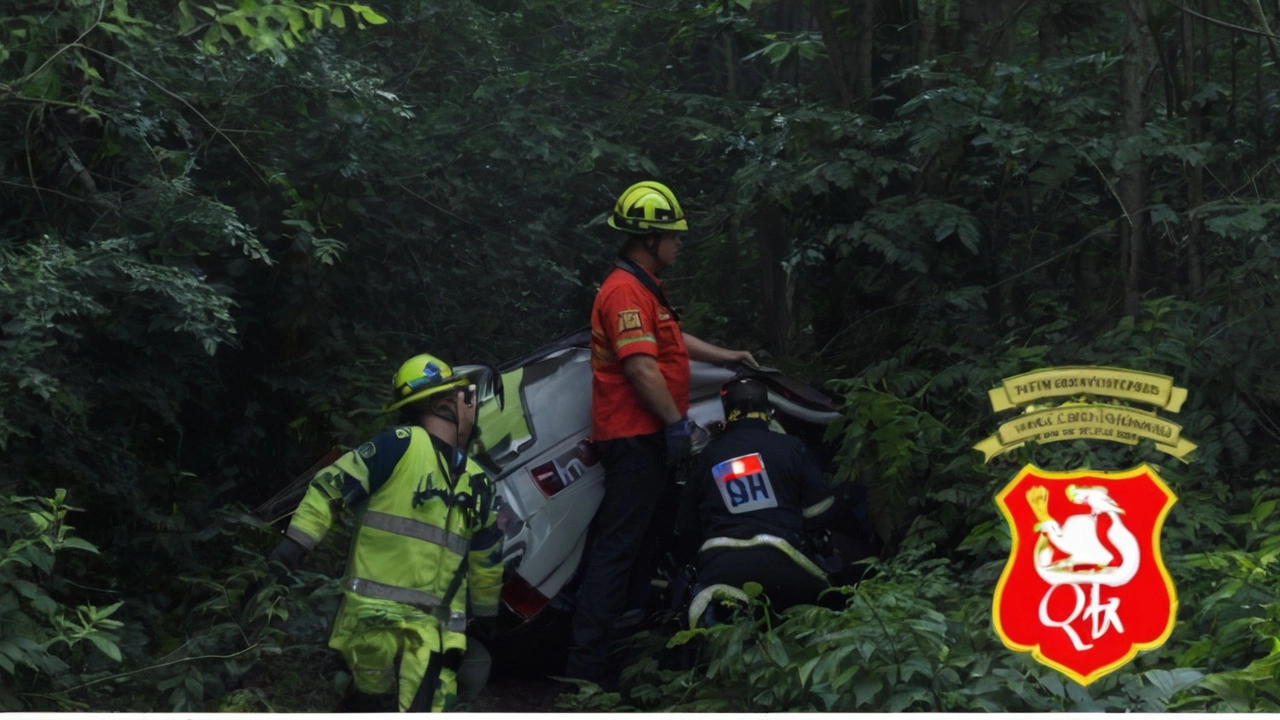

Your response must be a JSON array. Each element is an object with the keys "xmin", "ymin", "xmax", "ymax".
[{"xmin": 3, "ymin": 0, "xmax": 1280, "ymax": 711}]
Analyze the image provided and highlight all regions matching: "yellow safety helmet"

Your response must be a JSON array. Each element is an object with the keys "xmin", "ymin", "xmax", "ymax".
[
  {"xmin": 383, "ymin": 353, "xmax": 470, "ymax": 413},
  {"xmin": 607, "ymin": 181, "xmax": 688, "ymax": 234}
]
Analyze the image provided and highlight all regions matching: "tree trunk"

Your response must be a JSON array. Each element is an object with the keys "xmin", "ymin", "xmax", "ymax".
[
  {"xmin": 1182, "ymin": 0, "xmax": 1205, "ymax": 293},
  {"xmin": 1119, "ymin": 0, "xmax": 1154, "ymax": 317},
  {"xmin": 957, "ymin": 0, "xmax": 1021, "ymax": 67},
  {"xmin": 1038, "ymin": 0, "xmax": 1060, "ymax": 59},
  {"xmin": 856, "ymin": 0, "xmax": 875, "ymax": 103},
  {"xmin": 1240, "ymin": 0, "xmax": 1280, "ymax": 64},
  {"xmin": 724, "ymin": 29, "xmax": 737, "ymax": 97},
  {"xmin": 916, "ymin": 0, "xmax": 938, "ymax": 65},
  {"xmin": 811, "ymin": 0, "xmax": 855, "ymax": 108},
  {"xmin": 755, "ymin": 205, "xmax": 795, "ymax": 355}
]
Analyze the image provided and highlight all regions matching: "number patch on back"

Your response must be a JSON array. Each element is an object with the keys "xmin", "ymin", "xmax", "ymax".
[{"xmin": 711, "ymin": 453, "xmax": 778, "ymax": 514}]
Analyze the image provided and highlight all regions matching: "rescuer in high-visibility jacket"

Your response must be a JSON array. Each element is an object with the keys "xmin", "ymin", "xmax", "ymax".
[{"xmin": 266, "ymin": 353, "xmax": 503, "ymax": 712}]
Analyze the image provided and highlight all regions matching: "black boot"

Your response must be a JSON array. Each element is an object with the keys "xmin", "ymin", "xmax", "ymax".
[{"xmin": 339, "ymin": 689, "xmax": 396, "ymax": 713}]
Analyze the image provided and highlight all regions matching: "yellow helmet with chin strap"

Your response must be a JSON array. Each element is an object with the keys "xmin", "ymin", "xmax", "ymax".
[
  {"xmin": 607, "ymin": 181, "xmax": 688, "ymax": 234},
  {"xmin": 383, "ymin": 353, "xmax": 469, "ymax": 413}
]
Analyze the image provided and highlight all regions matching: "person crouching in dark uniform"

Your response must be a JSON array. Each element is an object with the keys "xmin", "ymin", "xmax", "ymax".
[{"xmin": 676, "ymin": 376, "xmax": 836, "ymax": 626}]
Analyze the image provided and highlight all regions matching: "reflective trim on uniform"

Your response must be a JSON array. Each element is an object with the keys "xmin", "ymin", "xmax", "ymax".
[
  {"xmin": 445, "ymin": 610, "xmax": 467, "ymax": 633},
  {"xmin": 347, "ymin": 576, "xmax": 446, "ymax": 608},
  {"xmin": 699, "ymin": 534, "xmax": 829, "ymax": 582},
  {"xmin": 688, "ymin": 584, "xmax": 750, "ymax": 629},
  {"xmin": 344, "ymin": 577, "xmax": 469, "ymax": 631},
  {"xmin": 285, "ymin": 526, "xmax": 319, "ymax": 551},
  {"xmin": 615, "ymin": 334, "xmax": 655, "ymax": 349},
  {"xmin": 363, "ymin": 511, "xmax": 470, "ymax": 556},
  {"xmin": 802, "ymin": 496, "xmax": 835, "ymax": 519}
]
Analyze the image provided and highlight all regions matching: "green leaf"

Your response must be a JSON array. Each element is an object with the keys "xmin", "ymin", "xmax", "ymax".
[
  {"xmin": 330, "ymin": 6, "xmax": 346, "ymax": 28},
  {"xmin": 86, "ymin": 634, "xmax": 123, "ymax": 662},
  {"xmin": 283, "ymin": 6, "xmax": 306, "ymax": 35},
  {"xmin": 60, "ymin": 537, "xmax": 100, "ymax": 554},
  {"xmin": 886, "ymin": 690, "xmax": 916, "ymax": 712},
  {"xmin": 201, "ymin": 23, "xmax": 222, "ymax": 52},
  {"xmin": 1038, "ymin": 671, "xmax": 1065, "ymax": 697},
  {"xmin": 1150, "ymin": 203, "xmax": 1178, "ymax": 224},
  {"xmin": 934, "ymin": 220, "xmax": 956, "ymax": 243},
  {"xmin": 22, "ymin": 68, "xmax": 62, "ymax": 100},
  {"xmin": 763, "ymin": 632, "xmax": 789, "ymax": 666},
  {"xmin": 178, "ymin": 0, "xmax": 197, "ymax": 33},
  {"xmin": 12, "ymin": 580, "xmax": 57, "ymax": 616},
  {"xmin": 852, "ymin": 675, "xmax": 880, "ymax": 707},
  {"xmin": 94, "ymin": 601, "xmax": 125, "ymax": 620},
  {"xmin": 764, "ymin": 42, "xmax": 792, "ymax": 64},
  {"xmin": 349, "ymin": 3, "xmax": 387, "ymax": 25}
]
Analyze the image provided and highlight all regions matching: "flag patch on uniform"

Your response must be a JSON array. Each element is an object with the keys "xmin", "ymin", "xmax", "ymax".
[
  {"xmin": 617, "ymin": 309, "xmax": 643, "ymax": 332},
  {"xmin": 711, "ymin": 453, "xmax": 778, "ymax": 514},
  {"xmin": 713, "ymin": 454, "xmax": 765, "ymax": 482}
]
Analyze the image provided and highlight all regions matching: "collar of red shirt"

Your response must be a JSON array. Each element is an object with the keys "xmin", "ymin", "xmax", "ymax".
[{"xmin": 615, "ymin": 254, "xmax": 663, "ymax": 287}]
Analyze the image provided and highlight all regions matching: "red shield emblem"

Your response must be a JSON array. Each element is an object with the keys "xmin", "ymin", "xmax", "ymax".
[{"xmin": 993, "ymin": 464, "xmax": 1178, "ymax": 685}]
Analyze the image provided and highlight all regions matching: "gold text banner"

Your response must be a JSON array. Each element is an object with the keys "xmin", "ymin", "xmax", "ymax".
[
  {"xmin": 973, "ymin": 404, "xmax": 1198, "ymax": 463},
  {"xmin": 987, "ymin": 367, "xmax": 1188, "ymax": 413}
]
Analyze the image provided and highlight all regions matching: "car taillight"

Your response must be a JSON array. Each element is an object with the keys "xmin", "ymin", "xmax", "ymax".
[
  {"xmin": 502, "ymin": 572, "xmax": 550, "ymax": 619},
  {"xmin": 530, "ymin": 462, "xmax": 564, "ymax": 496}
]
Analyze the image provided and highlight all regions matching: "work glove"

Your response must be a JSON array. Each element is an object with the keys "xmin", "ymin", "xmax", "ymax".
[
  {"xmin": 266, "ymin": 536, "xmax": 307, "ymax": 576},
  {"xmin": 689, "ymin": 421, "xmax": 711, "ymax": 455},
  {"xmin": 664, "ymin": 417, "xmax": 692, "ymax": 467}
]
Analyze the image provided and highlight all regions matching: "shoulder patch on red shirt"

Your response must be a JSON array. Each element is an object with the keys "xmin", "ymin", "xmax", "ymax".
[{"xmin": 617, "ymin": 309, "xmax": 643, "ymax": 333}]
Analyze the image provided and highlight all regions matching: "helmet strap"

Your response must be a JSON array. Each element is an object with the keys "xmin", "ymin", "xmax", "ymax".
[
  {"xmin": 430, "ymin": 402, "xmax": 458, "ymax": 427},
  {"xmin": 642, "ymin": 234, "xmax": 663, "ymax": 262},
  {"xmin": 429, "ymin": 390, "xmax": 477, "ymax": 451}
]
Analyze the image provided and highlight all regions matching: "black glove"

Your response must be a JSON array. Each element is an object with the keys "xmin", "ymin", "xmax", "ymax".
[
  {"xmin": 267, "ymin": 536, "xmax": 307, "ymax": 575},
  {"xmin": 471, "ymin": 616, "xmax": 497, "ymax": 643},
  {"xmin": 664, "ymin": 417, "xmax": 692, "ymax": 467}
]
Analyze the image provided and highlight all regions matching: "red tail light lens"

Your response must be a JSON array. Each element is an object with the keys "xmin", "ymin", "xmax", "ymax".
[
  {"xmin": 501, "ymin": 572, "xmax": 550, "ymax": 619},
  {"xmin": 530, "ymin": 462, "xmax": 564, "ymax": 496}
]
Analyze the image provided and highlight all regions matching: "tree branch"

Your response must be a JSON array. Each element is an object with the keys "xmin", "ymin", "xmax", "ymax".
[
  {"xmin": 1158, "ymin": 0, "xmax": 1280, "ymax": 39},
  {"xmin": 75, "ymin": 45, "xmax": 267, "ymax": 185}
]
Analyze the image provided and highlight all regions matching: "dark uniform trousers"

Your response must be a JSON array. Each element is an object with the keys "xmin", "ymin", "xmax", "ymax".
[
  {"xmin": 564, "ymin": 431, "xmax": 669, "ymax": 684},
  {"xmin": 697, "ymin": 545, "xmax": 827, "ymax": 611}
]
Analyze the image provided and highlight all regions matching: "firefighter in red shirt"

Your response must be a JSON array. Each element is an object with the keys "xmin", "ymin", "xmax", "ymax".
[{"xmin": 564, "ymin": 181, "xmax": 758, "ymax": 687}]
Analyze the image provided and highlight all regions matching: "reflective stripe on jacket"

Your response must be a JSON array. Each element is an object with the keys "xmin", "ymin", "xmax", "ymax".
[{"xmin": 699, "ymin": 533, "xmax": 829, "ymax": 582}]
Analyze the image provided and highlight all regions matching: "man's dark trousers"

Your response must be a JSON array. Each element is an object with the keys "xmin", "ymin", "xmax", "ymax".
[{"xmin": 564, "ymin": 432, "xmax": 668, "ymax": 685}]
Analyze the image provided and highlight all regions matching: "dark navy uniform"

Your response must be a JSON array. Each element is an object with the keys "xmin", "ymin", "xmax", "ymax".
[{"xmin": 677, "ymin": 415, "xmax": 835, "ymax": 622}]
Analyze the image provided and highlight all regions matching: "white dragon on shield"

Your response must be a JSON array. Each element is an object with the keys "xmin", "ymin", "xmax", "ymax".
[{"xmin": 1025, "ymin": 484, "xmax": 1142, "ymax": 650}]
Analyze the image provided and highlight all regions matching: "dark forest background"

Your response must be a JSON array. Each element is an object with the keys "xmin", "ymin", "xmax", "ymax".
[{"xmin": 4, "ymin": 0, "xmax": 1280, "ymax": 711}]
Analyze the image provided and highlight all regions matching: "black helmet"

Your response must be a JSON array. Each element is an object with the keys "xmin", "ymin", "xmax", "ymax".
[{"xmin": 720, "ymin": 376, "xmax": 771, "ymax": 422}]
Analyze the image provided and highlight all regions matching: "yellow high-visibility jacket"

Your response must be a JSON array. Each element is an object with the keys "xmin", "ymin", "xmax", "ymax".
[{"xmin": 285, "ymin": 425, "xmax": 503, "ymax": 630}]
